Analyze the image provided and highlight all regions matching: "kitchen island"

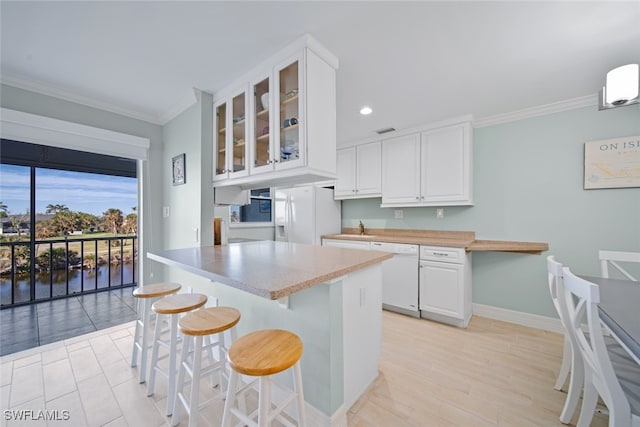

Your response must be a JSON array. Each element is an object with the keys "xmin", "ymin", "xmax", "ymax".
[{"xmin": 148, "ymin": 241, "xmax": 393, "ymax": 426}]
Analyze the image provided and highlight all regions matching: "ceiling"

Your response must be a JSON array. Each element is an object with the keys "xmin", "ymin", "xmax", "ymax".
[{"xmin": 2, "ymin": 1, "xmax": 639, "ymax": 145}]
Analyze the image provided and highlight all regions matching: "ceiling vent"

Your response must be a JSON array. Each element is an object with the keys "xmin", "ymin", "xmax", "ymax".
[{"xmin": 375, "ymin": 127, "xmax": 396, "ymax": 135}]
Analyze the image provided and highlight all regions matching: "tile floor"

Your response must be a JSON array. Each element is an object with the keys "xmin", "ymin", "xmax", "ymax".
[
  {"xmin": 0, "ymin": 312, "xmax": 253, "ymax": 427},
  {"xmin": 0, "ymin": 288, "xmax": 137, "ymax": 357},
  {"xmin": 1, "ymin": 319, "xmax": 172, "ymax": 426}
]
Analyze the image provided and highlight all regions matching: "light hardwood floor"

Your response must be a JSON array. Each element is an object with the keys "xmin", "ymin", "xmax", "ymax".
[
  {"xmin": 349, "ymin": 310, "xmax": 608, "ymax": 426},
  {"xmin": 0, "ymin": 310, "xmax": 608, "ymax": 426}
]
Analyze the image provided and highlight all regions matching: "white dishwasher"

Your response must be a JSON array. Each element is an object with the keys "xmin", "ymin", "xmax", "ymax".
[{"xmin": 370, "ymin": 242, "xmax": 420, "ymax": 317}]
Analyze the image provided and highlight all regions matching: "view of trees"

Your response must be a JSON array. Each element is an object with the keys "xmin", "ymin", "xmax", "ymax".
[{"xmin": 0, "ymin": 202, "xmax": 137, "ymax": 240}]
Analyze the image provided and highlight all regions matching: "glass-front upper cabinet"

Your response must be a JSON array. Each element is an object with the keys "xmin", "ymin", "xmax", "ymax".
[
  {"xmin": 214, "ymin": 101, "xmax": 227, "ymax": 180},
  {"xmin": 214, "ymin": 87, "xmax": 249, "ymax": 181},
  {"xmin": 277, "ymin": 58, "xmax": 302, "ymax": 168},
  {"xmin": 231, "ymin": 91, "xmax": 247, "ymax": 174},
  {"xmin": 253, "ymin": 77, "xmax": 271, "ymax": 170}
]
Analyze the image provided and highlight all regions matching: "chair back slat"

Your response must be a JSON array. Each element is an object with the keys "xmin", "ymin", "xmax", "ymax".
[
  {"xmin": 599, "ymin": 250, "xmax": 639, "ymax": 281},
  {"xmin": 561, "ymin": 267, "xmax": 632, "ymax": 424}
]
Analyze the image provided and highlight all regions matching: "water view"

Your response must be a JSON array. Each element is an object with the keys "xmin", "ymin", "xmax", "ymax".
[
  {"xmin": 0, "ymin": 262, "xmax": 136, "ymax": 305},
  {"xmin": 1, "ymin": 155, "xmax": 139, "ymax": 306}
]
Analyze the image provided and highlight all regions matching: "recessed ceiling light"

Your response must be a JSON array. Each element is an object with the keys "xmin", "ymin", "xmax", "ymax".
[{"xmin": 359, "ymin": 106, "xmax": 373, "ymax": 115}]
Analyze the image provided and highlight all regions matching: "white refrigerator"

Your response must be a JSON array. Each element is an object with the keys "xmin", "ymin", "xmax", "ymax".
[{"xmin": 275, "ymin": 186, "xmax": 341, "ymax": 245}]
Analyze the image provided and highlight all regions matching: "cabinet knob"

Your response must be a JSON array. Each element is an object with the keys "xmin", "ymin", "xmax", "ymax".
[{"xmin": 416, "ymin": 196, "xmax": 420, "ymax": 200}]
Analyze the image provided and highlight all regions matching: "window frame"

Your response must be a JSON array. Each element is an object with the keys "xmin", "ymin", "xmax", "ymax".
[{"xmin": 229, "ymin": 187, "xmax": 274, "ymax": 228}]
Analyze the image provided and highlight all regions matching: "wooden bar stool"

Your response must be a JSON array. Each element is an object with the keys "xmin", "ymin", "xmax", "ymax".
[
  {"xmin": 147, "ymin": 293, "xmax": 208, "ymax": 416},
  {"xmin": 222, "ymin": 329, "xmax": 306, "ymax": 427},
  {"xmin": 131, "ymin": 282, "xmax": 182, "ymax": 383},
  {"xmin": 171, "ymin": 307, "xmax": 241, "ymax": 427}
]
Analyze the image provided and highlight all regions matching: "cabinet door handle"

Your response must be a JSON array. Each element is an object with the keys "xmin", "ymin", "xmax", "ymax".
[
  {"xmin": 434, "ymin": 252, "xmax": 449, "ymax": 257},
  {"xmin": 415, "ymin": 196, "xmax": 420, "ymax": 200}
]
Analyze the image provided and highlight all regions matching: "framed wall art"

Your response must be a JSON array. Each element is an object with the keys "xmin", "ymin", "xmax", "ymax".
[
  {"xmin": 172, "ymin": 153, "xmax": 186, "ymax": 186},
  {"xmin": 584, "ymin": 135, "xmax": 640, "ymax": 189}
]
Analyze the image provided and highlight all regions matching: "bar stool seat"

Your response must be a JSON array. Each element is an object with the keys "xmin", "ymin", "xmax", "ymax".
[
  {"xmin": 222, "ymin": 329, "xmax": 306, "ymax": 427},
  {"xmin": 131, "ymin": 282, "xmax": 182, "ymax": 383},
  {"xmin": 171, "ymin": 307, "xmax": 241, "ymax": 427},
  {"xmin": 147, "ymin": 293, "xmax": 208, "ymax": 416}
]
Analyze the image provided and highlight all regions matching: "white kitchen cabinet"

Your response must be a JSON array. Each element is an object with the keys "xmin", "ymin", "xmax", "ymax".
[
  {"xmin": 420, "ymin": 124, "xmax": 472, "ymax": 204},
  {"xmin": 381, "ymin": 133, "xmax": 421, "ymax": 204},
  {"xmin": 335, "ymin": 141, "xmax": 381, "ymax": 199},
  {"xmin": 419, "ymin": 245, "xmax": 472, "ymax": 328},
  {"xmin": 213, "ymin": 86, "xmax": 250, "ymax": 182},
  {"xmin": 340, "ymin": 263, "xmax": 382, "ymax": 409},
  {"xmin": 381, "ymin": 121, "xmax": 473, "ymax": 207},
  {"xmin": 213, "ymin": 35, "xmax": 338, "ymax": 189}
]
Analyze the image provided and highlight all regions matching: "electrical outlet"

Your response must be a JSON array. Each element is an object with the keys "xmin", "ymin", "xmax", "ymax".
[
  {"xmin": 163, "ymin": 206, "xmax": 170, "ymax": 217},
  {"xmin": 394, "ymin": 209, "xmax": 404, "ymax": 219},
  {"xmin": 436, "ymin": 208, "xmax": 445, "ymax": 219}
]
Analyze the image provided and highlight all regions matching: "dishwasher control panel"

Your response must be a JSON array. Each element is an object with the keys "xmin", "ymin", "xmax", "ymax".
[{"xmin": 419, "ymin": 245, "xmax": 465, "ymax": 263}]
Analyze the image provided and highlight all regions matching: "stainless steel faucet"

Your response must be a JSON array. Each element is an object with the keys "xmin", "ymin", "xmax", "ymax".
[{"xmin": 358, "ymin": 220, "xmax": 365, "ymax": 235}]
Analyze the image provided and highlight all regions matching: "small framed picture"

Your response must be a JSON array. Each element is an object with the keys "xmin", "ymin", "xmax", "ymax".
[{"xmin": 172, "ymin": 153, "xmax": 186, "ymax": 186}]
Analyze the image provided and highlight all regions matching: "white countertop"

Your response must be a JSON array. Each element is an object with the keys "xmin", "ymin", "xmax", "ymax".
[{"xmin": 147, "ymin": 240, "xmax": 393, "ymax": 300}]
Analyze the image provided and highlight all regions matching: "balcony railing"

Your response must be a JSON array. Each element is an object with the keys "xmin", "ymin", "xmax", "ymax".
[{"xmin": 0, "ymin": 235, "xmax": 137, "ymax": 308}]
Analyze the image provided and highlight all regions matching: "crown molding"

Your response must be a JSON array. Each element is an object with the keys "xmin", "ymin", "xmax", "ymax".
[
  {"xmin": 473, "ymin": 94, "xmax": 598, "ymax": 128},
  {"xmin": 1, "ymin": 73, "xmax": 164, "ymax": 125}
]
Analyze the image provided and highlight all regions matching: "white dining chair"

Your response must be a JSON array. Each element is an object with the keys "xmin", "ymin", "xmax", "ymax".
[
  {"xmin": 561, "ymin": 268, "xmax": 640, "ymax": 427},
  {"xmin": 599, "ymin": 250, "xmax": 640, "ymax": 281},
  {"xmin": 547, "ymin": 256, "xmax": 583, "ymax": 423}
]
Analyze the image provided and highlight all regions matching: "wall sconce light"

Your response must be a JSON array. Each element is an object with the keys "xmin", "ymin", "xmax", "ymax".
[{"xmin": 599, "ymin": 63, "xmax": 639, "ymax": 110}]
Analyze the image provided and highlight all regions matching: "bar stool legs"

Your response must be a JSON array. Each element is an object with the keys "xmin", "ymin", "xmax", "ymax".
[
  {"xmin": 146, "ymin": 293, "xmax": 208, "ymax": 416},
  {"xmin": 222, "ymin": 329, "xmax": 306, "ymax": 427},
  {"xmin": 130, "ymin": 282, "xmax": 182, "ymax": 384},
  {"xmin": 171, "ymin": 307, "xmax": 241, "ymax": 427}
]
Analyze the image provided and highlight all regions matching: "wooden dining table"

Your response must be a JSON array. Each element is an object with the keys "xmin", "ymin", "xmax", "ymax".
[{"xmin": 581, "ymin": 275, "xmax": 640, "ymax": 365}]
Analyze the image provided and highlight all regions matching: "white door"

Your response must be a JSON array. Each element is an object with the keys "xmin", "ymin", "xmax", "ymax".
[
  {"xmin": 419, "ymin": 260, "xmax": 465, "ymax": 319},
  {"xmin": 287, "ymin": 186, "xmax": 315, "ymax": 244},
  {"xmin": 381, "ymin": 133, "xmax": 421, "ymax": 204},
  {"xmin": 420, "ymin": 124, "xmax": 470, "ymax": 203},
  {"xmin": 335, "ymin": 147, "xmax": 356, "ymax": 197},
  {"xmin": 356, "ymin": 141, "xmax": 381, "ymax": 196},
  {"xmin": 274, "ymin": 189, "xmax": 288, "ymax": 242}
]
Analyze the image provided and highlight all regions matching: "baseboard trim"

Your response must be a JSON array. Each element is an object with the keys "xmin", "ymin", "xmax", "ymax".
[{"xmin": 472, "ymin": 303, "xmax": 564, "ymax": 334}]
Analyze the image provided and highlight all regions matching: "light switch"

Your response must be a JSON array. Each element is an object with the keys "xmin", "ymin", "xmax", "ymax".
[
  {"xmin": 163, "ymin": 206, "xmax": 170, "ymax": 217},
  {"xmin": 436, "ymin": 208, "xmax": 444, "ymax": 219}
]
